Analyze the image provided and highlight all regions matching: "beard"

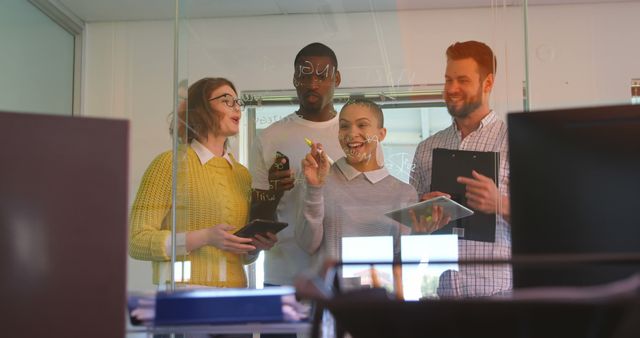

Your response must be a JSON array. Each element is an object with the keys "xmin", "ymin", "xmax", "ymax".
[{"xmin": 445, "ymin": 86, "xmax": 483, "ymax": 118}]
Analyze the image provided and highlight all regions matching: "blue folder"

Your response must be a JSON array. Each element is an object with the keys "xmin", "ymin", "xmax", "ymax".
[{"xmin": 154, "ymin": 286, "xmax": 294, "ymax": 326}]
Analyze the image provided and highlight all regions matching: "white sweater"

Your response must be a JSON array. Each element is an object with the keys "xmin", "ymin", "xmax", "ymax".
[{"xmin": 297, "ymin": 157, "xmax": 418, "ymax": 266}]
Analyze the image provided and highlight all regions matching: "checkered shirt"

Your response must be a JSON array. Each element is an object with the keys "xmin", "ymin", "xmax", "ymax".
[{"xmin": 410, "ymin": 111, "xmax": 512, "ymax": 298}]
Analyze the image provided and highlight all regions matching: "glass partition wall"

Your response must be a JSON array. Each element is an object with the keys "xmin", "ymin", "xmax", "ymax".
[
  {"xmin": 91, "ymin": 4, "xmax": 640, "ymax": 337},
  {"xmin": 47, "ymin": 2, "xmax": 637, "ymax": 336},
  {"xmin": 114, "ymin": 0, "xmax": 640, "ymax": 298},
  {"xmin": 74, "ymin": 0, "xmax": 640, "ymax": 295},
  {"xmin": 165, "ymin": 0, "xmax": 528, "ymax": 299}
]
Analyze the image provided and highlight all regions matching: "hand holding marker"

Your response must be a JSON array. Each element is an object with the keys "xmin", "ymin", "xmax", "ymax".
[{"xmin": 304, "ymin": 137, "xmax": 334, "ymax": 165}]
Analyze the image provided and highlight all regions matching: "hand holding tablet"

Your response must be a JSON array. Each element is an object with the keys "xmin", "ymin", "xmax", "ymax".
[{"xmin": 385, "ymin": 196, "xmax": 474, "ymax": 233}]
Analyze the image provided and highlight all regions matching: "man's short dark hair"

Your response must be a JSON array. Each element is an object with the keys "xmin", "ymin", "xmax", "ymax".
[
  {"xmin": 294, "ymin": 42, "xmax": 338, "ymax": 69},
  {"xmin": 446, "ymin": 40, "xmax": 497, "ymax": 80}
]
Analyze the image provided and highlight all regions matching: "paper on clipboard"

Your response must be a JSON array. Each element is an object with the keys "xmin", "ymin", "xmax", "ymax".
[{"xmin": 384, "ymin": 196, "xmax": 474, "ymax": 227}]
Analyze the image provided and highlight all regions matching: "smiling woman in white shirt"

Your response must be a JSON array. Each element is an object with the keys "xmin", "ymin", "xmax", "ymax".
[{"xmin": 296, "ymin": 98, "xmax": 421, "ymax": 271}]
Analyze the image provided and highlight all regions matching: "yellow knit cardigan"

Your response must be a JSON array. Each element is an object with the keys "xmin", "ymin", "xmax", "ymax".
[{"xmin": 129, "ymin": 147, "xmax": 252, "ymax": 287}]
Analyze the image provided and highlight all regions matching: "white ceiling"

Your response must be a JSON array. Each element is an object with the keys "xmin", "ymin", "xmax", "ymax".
[{"xmin": 54, "ymin": 0, "xmax": 637, "ymax": 22}]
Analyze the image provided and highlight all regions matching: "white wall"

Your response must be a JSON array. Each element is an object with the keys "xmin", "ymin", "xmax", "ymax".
[
  {"xmin": 81, "ymin": 2, "xmax": 640, "ymax": 291},
  {"xmin": 0, "ymin": 0, "xmax": 74, "ymax": 115},
  {"xmin": 84, "ymin": 20, "xmax": 175, "ymax": 291},
  {"xmin": 528, "ymin": 3, "xmax": 640, "ymax": 110}
]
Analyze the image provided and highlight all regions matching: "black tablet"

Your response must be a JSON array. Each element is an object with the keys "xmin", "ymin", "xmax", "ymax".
[{"xmin": 234, "ymin": 219, "xmax": 288, "ymax": 238}]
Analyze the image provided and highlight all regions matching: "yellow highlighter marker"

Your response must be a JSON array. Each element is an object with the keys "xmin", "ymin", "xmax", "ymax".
[
  {"xmin": 304, "ymin": 137, "xmax": 313, "ymax": 147},
  {"xmin": 305, "ymin": 137, "xmax": 334, "ymax": 165}
]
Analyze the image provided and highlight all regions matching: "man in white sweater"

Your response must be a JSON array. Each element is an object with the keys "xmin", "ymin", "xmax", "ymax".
[{"xmin": 250, "ymin": 42, "xmax": 344, "ymax": 287}]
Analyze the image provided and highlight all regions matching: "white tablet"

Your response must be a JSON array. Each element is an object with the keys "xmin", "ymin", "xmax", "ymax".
[{"xmin": 384, "ymin": 196, "xmax": 474, "ymax": 227}]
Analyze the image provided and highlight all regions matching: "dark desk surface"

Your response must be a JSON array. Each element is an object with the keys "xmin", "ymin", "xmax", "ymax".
[
  {"xmin": 128, "ymin": 322, "xmax": 310, "ymax": 335},
  {"xmin": 324, "ymin": 296, "xmax": 640, "ymax": 338}
]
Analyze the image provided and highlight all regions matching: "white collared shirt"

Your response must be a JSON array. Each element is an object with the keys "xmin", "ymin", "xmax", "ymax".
[
  {"xmin": 334, "ymin": 157, "xmax": 389, "ymax": 184},
  {"xmin": 190, "ymin": 139, "xmax": 233, "ymax": 166},
  {"xmin": 298, "ymin": 155, "xmax": 418, "ymax": 267}
]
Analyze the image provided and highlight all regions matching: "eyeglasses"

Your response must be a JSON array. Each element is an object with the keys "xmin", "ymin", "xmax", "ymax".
[{"xmin": 208, "ymin": 94, "xmax": 245, "ymax": 109}]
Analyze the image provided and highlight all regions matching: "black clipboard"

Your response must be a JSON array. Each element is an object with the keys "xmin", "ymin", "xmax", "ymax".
[{"xmin": 431, "ymin": 148, "xmax": 500, "ymax": 242}]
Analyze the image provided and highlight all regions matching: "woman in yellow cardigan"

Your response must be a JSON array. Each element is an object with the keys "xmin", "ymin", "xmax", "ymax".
[{"xmin": 129, "ymin": 77, "xmax": 277, "ymax": 288}]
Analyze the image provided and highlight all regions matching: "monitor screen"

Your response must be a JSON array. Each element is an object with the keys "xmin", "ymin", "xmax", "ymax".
[
  {"xmin": 508, "ymin": 104, "xmax": 640, "ymax": 288},
  {"xmin": 0, "ymin": 111, "xmax": 129, "ymax": 337}
]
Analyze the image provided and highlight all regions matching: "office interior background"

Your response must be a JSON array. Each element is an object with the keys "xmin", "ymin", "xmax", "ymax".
[{"xmin": 2, "ymin": 0, "xmax": 639, "ymax": 323}]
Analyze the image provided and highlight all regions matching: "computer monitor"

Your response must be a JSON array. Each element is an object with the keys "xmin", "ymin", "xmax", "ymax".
[
  {"xmin": 508, "ymin": 104, "xmax": 640, "ymax": 288},
  {"xmin": 0, "ymin": 111, "xmax": 129, "ymax": 337}
]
